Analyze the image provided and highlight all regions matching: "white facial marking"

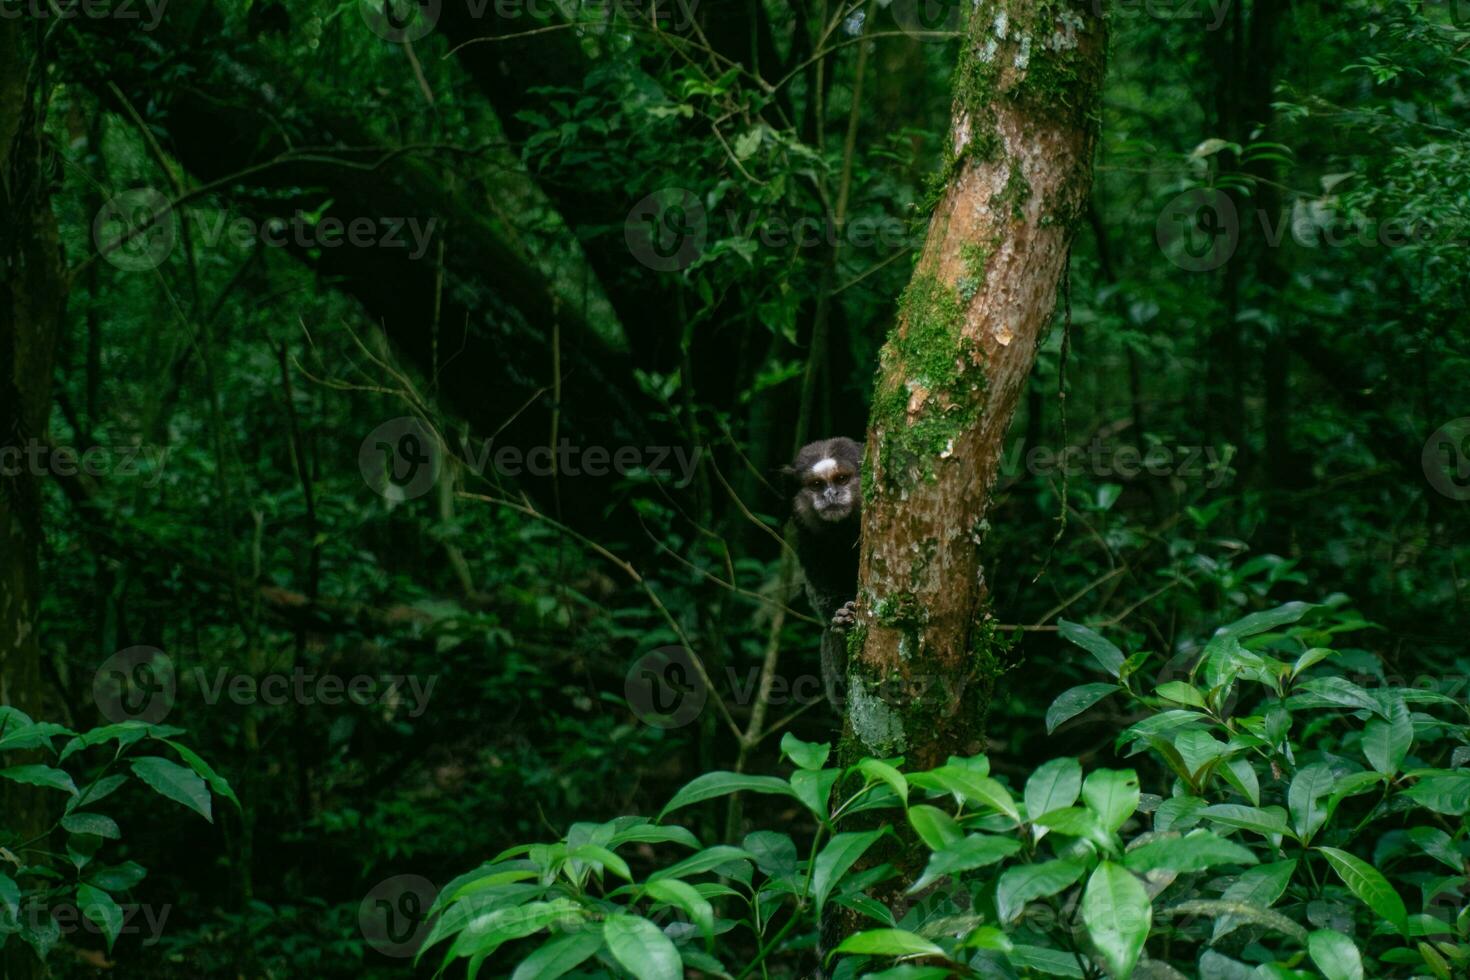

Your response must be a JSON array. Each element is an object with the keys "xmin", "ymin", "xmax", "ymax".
[{"xmin": 811, "ymin": 458, "xmax": 838, "ymax": 479}]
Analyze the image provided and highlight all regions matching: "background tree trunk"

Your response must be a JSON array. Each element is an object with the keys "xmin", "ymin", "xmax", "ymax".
[{"xmin": 842, "ymin": 0, "xmax": 1106, "ymax": 781}]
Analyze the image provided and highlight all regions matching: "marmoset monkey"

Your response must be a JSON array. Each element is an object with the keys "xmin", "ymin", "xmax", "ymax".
[{"xmin": 784, "ymin": 437, "xmax": 863, "ymax": 708}]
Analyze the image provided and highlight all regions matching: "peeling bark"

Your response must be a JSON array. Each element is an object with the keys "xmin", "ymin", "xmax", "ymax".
[{"xmin": 845, "ymin": 1, "xmax": 1105, "ymax": 768}]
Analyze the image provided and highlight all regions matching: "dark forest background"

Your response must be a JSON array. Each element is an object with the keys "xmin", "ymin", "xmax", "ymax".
[{"xmin": 2, "ymin": 0, "xmax": 1468, "ymax": 975}]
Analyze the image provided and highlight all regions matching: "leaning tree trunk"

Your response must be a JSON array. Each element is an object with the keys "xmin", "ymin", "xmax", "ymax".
[
  {"xmin": 1, "ymin": 16, "xmax": 67, "ymax": 980},
  {"xmin": 841, "ymin": 2, "xmax": 1106, "ymax": 778}
]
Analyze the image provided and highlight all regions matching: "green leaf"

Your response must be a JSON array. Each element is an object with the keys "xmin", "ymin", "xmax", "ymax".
[
  {"xmin": 1213, "ymin": 602, "xmax": 1315, "ymax": 640},
  {"xmin": 1155, "ymin": 681, "xmax": 1206, "ymax": 708},
  {"xmin": 1045, "ymin": 683, "xmax": 1118, "ymax": 734},
  {"xmin": 1406, "ymin": 827, "xmax": 1464, "ymax": 873},
  {"xmin": 161, "ymin": 739, "xmax": 241, "ymax": 809},
  {"xmin": 833, "ymin": 928, "xmax": 947, "ymax": 959},
  {"xmin": 1291, "ymin": 647, "xmax": 1335, "ymax": 677},
  {"xmin": 1155, "ymin": 796, "xmax": 1207, "ymax": 832},
  {"xmin": 780, "ymin": 732, "xmax": 830, "ymax": 771},
  {"xmin": 1287, "ymin": 763, "xmax": 1335, "ymax": 842},
  {"xmin": 907, "ymin": 805, "xmax": 962, "ymax": 851},
  {"xmin": 790, "ymin": 767, "xmax": 840, "ymax": 820},
  {"xmin": 1082, "ymin": 769, "xmax": 1139, "ymax": 832},
  {"xmin": 567, "ymin": 845, "xmax": 632, "ymax": 882},
  {"xmin": 1081, "ymin": 862, "xmax": 1151, "ymax": 980},
  {"xmin": 813, "ymin": 830, "xmax": 885, "ymax": 914},
  {"xmin": 1318, "ymin": 846, "xmax": 1408, "ymax": 936},
  {"xmin": 857, "ymin": 759, "xmax": 909, "ymax": 805},
  {"xmin": 510, "ymin": 931, "xmax": 603, "ymax": 980},
  {"xmin": 921, "ymin": 769, "xmax": 1020, "ymax": 823},
  {"xmin": 909, "ymin": 834, "xmax": 1021, "ymax": 892},
  {"xmin": 1220, "ymin": 756, "xmax": 1261, "ymax": 806},
  {"xmin": 1308, "ymin": 928, "xmax": 1364, "ymax": 980},
  {"xmin": 1123, "ymin": 830, "xmax": 1258, "ymax": 873},
  {"xmin": 61, "ymin": 812, "xmax": 121, "ymax": 839},
  {"xmin": 1175, "ymin": 730, "xmax": 1228, "ymax": 776},
  {"xmin": 1161, "ymin": 900, "xmax": 1307, "ymax": 944},
  {"xmin": 0, "ymin": 872, "xmax": 17, "ymax": 916},
  {"xmin": 1200, "ymin": 803, "xmax": 1289, "ymax": 838},
  {"xmin": 1025, "ymin": 758, "xmax": 1082, "ymax": 827},
  {"xmin": 743, "ymin": 831, "xmax": 799, "ymax": 881},
  {"xmin": 1402, "ymin": 771, "xmax": 1470, "ymax": 815},
  {"xmin": 997, "ymin": 859, "xmax": 1087, "ymax": 923},
  {"xmin": 77, "ymin": 883, "xmax": 124, "ymax": 955},
  {"xmin": 1058, "ymin": 620, "xmax": 1125, "ymax": 676},
  {"xmin": 1034, "ymin": 806, "xmax": 1106, "ymax": 843},
  {"xmin": 605, "ymin": 824, "xmax": 701, "ymax": 851},
  {"xmin": 0, "ymin": 765, "xmax": 78, "ymax": 796},
  {"xmin": 602, "ymin": 914, "xmax": 682, "ymax": 980},
  {"xmin": 644, "ymin": 879, "xmax": 714, "ymax": 943},
  {"xmin": 85, "ymin": 861, "xmax": 146, "ymax": 891},
  {"xmin": 1362, "ymin": 696, "xmax": 1412, "ymax": 776},
  {"xmin": 1008, "ymin": 944, "xmax": 1086, "ymax": 977},
  {"xmin": 1212, "ymin": 859, "xmax": 1296, "ymax": 942},
  {"xmin": 647, "ymin": 845, "xmax": 753, "ymax": 883},
  {"xmin": 1114, "ymin": 710, "xmax": 1207, "ymax": 750},
  {"xmin": 1293, "ymin": 677, "xmax": 1378, "ymax": 713},
  {"xmin": 659, "ymin": 772, "xmax": 795, "ymax": 817},
  {"xmin": 131, "ymin": 756, "xmax": 212, "ymax": 822}
]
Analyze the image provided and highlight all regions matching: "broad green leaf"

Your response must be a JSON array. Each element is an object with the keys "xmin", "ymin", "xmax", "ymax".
[
  {"xmin": 1308, "ymin": 928, "xmax": 1364, "ymax": 980},
  {"xmin": 1034, "ymin": 806, "xmax": 1107, "ymax": 846},
  {"xmin": 1213, "ymin": 602, "xmax": 1315, "ymax": 640},
  {"xmin": 997, "ymin": 859, "xmax": 1087, "ymax": 923},
  {"xmin": 909, "ymin": 834, "xmax": 1021, "ymax": 892},
  {"xmin": 1163, "ymin": 900, "xmax": 1307, "ymax": 943},
  {"xmin": 1212, "ymin": 859, "xmax": 1296, "ymax": 942},
  {"xmin": 813, "ymin": 830, "xmax": 885, "ymax": 914},
  {"xmin": 833, "ymin": 928, "xmax": 947, "ymax": 959},
  {"xmin": 1083, "ymin": 769, "xmax": 1140, "ymax": 832},
  {"xmin": 1402, "ymin": 771, "xmax": 1470, "ymax": 815},
  {"xmin": 0, "ymin": 872, "xmax": 17, "ymax": 916},
  {"xmin": 743, "ymin": 831, "xmax": 799, "ymax": 881},
  {"xmin": 67, "ymin": 774, "xmax": 128, "ymax": 813},
  {"xmin": 161, "ymin": 739, "xmax": 241, "ymax": 809},
  {"xmin": 780, "ymin": 732, "xmax": 830, "ymax": 771},
  {"xmin": 1200, "ymin": 804, "xmax": 1289, "ymax": 838},
  {"xmin": 907, "ymin": 805, "xmax": 962, "ymax": 851},
  {"xmin": 445, "ymin": 899, "xmax": 581, "ymax": 963},
  {"xmin": 85, "ymin": 861, "xmax": 146, "ymax": 891},
  {"xmin": 510, "ymin": 931, "xmax": 603, "ymax": 980},
  {"xmin": 1058, "ymin": 620, "xmax": 1125, "ymax": 676},
  {"xmin": 1025, "ymin": 758, "xmax": 1082, "ymax": 829},
  {"xmin": 922, "ymin": 769, "xmax": 1019, "ymax": 822},
  {"xmin": 61, "ymin": 812, "xmax": 121, "ymax": 839},
  {"xmin": 1220, "ymin": 757, "xmax": 1261, "ymax": 806},
  {"xmin": 790, "ymin": 767, "xmax": 841, "ymax": 820},
  {"xmin": 857, "ymin": 759, "xmax": 908, "ymax": 804},
  {"xmin": 1291, "ymin": 647, "xmax": 1334, "ymax": 677},
  {"xmin": 131, "ymin": 756, "xmax": 212, "ymax": 822},
  {"xmin": 76, "ymin": 884, "xmax": 123, "ymax": 954},
  {"xmin": 1009, "ymin": 944, "xmax": 1086, "ymax": 977},
  {"xmin": 647, "ymin": 846, "xmax": 753, "ymax": 883},
  {"xmin": 1045, "ymin": 683, "xmax": 1118, "ymax": 734},
  {"xmin": 644, "ymin": 879, "xmax": 714, "ymax": 943},
  {"xmin": 1155, "ymin": 796, "xmax": 1207, "ymax": 832},
  {"xmin": 603, "ymin": 914, "xmax": 682, "ymax": 980},
  {"xmin": 659, "ymin": 772, "xmax": 795, "ymax": 817},
  {"xmin": 0, "ymin": 765, "xmax": 78, "ymax": 796},
  {"xmin": 1156, "ymin": 681, "xmax": 1206, "ymax": 707},
  {"xmin": 1406, "ymin": 827, "xmax": 1464, "ymax": 873},
  {"xmin": 1175, "ymin": 730, "xmax": 1228, "ymax": 776},
  {"xmin": 1122, "ymin": 830, "xmax": 1258, "ymax": 873},
  {"xmin": 567, "ymin": 845, "xmax": 632, "ymax": 882},
  {"xmin": 1081, "ymin": 862, "xmax": 1151, "ymax": 980},
  {"xmin": 1287, "ymin": 763, "xmax": 1335, "ymax": 842},
  {"xmin": 1115, "ymin": 710, "xmax": 1208, "ymax": 750},
  {"xmin": 1318, "ymin": 846, "xmax": 1408, "ymax": 936},
  {"xmin": 606, "ymin": 824, "xmax": 701, "ymax": 851},
  {"xmin": 1292, "ymin": 677, "xmax": 1378, "ymax": 714},
  {"xmin": 1362, "ymin": 696, "xmax": 1412, "ymax": 776}
]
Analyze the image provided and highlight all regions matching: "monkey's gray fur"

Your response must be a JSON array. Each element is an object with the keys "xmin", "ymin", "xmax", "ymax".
[{"xmin": 783, "ymin": 436, "xmax": 863, "ymax": 709}]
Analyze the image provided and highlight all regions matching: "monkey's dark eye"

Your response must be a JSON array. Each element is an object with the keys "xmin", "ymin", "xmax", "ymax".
[
  {"xmin": 807, "ymin": 480, "xmax": 823, "ymax": 491},
  {"xmin": 834, "ymin": 473, "xmax": 849, "ymax": 485}
]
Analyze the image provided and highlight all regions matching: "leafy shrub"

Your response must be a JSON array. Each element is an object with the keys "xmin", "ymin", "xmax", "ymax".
[
  {"xmin": 0, "ymin": 713, "xmax": 235, "ymax": 966},
  {"xmin": 424, "ymin": 601, "xmax": 1469, "ymax": 978}
]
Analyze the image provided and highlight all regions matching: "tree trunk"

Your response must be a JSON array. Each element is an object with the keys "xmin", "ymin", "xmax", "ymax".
[
  {"xmin": 1, "ymin": 17, "xmax": 67, "ymax": 980},
  {"xmin": 844, "ymin": 0, "xmax": 1104, "ymax": 765}
]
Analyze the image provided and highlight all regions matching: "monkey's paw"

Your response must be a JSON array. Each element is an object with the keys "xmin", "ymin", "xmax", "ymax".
[{"xmin": 830, "ymin": 601, "xmax": 857, "ymax": 632}]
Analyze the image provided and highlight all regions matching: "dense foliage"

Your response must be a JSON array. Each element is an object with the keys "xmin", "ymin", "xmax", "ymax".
[{"xmin": 1, "ymin": 0, "xmax": 1467, "ymax": 976}]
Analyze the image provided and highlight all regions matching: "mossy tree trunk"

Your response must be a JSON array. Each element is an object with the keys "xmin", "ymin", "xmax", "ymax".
[{"xmin": 843, "ymin": 3, "xmax": 1105, "ymax": 771}]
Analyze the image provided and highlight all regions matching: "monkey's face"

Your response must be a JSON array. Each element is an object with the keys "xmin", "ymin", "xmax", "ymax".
[{"xmin": 795, "ymin": 457, "xmax": 860, "ymax": 525}]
